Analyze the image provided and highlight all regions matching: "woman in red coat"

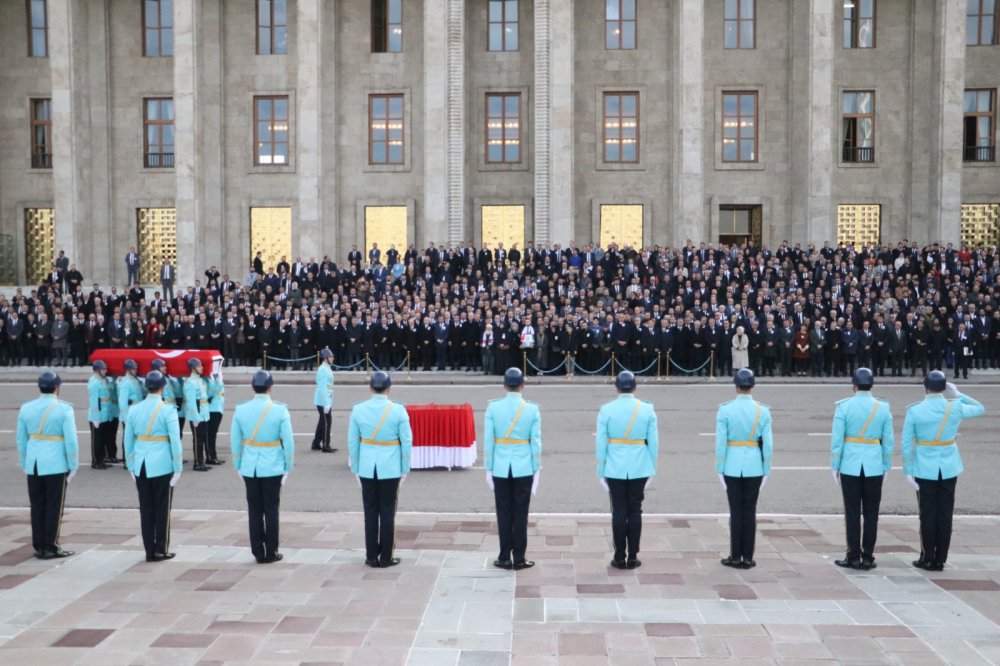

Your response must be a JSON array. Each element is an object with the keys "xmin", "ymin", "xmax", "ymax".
[{"xmin": 793, "ymin": 323, "xmax": 811, "ymax": 377}]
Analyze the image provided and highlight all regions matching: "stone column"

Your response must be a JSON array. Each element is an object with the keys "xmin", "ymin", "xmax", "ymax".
[
  {"xmin": 297, "ymin": 0, "xmax": 324, "ymax": 256},
  {"xmin": 173, "ymin": 0, "xmax": 200, "ymax": 287},
  {"xmin": 545, "ymin": 0, "xmax": 574, "ymax": 245},
  {"xmin": 673, "ymin": 0, "xmax": 704, "ymax": 245},
  {"xmin": 198, "ymin": 0, "xmax": 226, "ymax": 273},
  {"xmin": 423, "ymin": 0, "xmax": 449, "ymax": 246},
  {"xmin": 445, "ymin": 0, "xmax": 465, "ymax": 244},
  {"xmin": 805, "ymin": 0, "xmax": 834, "ymax": 242}
]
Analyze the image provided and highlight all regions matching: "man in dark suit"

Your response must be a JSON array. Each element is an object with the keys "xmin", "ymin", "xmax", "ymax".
[
  {"xmin": 953, "ymin": 322, "xmax": 972, "ymax": 379},
  {"xmin": 160, "ymin": 260, "xmax": 175, "ymax": 302},
  {"xmin": 888, "ymin": 320, "xmax": 908, "ymax": 377},
  {"xmin": 125, "ymin": 247, "xmax": 140, "ymax": 286}
]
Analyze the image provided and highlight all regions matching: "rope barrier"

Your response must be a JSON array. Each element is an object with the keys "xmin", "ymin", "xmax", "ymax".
[
  {"xmin": 610, "ymin": 356, "xmax": 661, "ymax": 375},
  {"xmin": 264, "ymin": 354, "xmax": 322, "ymax": 364},
  {"xmin": 369, "ymin": 357, "xmax": 409, "ymax": 373},
  {"xmin": 572, "ymin": 357, "xmax": 613, "ymax": 375},
  {"xmin": 330, "ymin": 359, "xmax": 367, "ymax": 370},
  {"xmin": 525, "ymin": 357, "xmax": 568, "ymax": 375},
  {"xmin": 668, "ymin": 356, "xmax": 713, "ymax": 374}
]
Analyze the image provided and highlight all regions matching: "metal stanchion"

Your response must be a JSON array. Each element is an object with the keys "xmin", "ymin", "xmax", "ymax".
[
  {"xmin": 665, "ymin": 351, "xmax": 671, "ymax": 381},
  {"xmin": 406, "ymin": 351, "xmax": 412, "ymax": 379},
  {"xmin": 656, "ymin": 352, "xmax": 661, "ymax": 380},
  {"xmin": 566, "ymin": 353, "xmax": 573, "ymax": 378},
  {"xmin": 523, "ymin": 351, "xmax": 527, "ymax": 377},
  {"xmin": 710, "ymin": 351, "xmax": 716, "ymax": 379},
  {"xmin": 263, "ymin": 354, "xmax": 268, "ymax": 371},
  {"xmin": 610, "ymin": 353, "xmax": 616, "ymax": 379},
  {"xmin": 365, "ymin": 353, "xmax": 371, "ymax": 375}
]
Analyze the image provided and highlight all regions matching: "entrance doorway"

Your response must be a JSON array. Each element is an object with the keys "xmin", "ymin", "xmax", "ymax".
[{"xmin": 718, "ymin": 205, "xmax": 762, "ymax": 247}]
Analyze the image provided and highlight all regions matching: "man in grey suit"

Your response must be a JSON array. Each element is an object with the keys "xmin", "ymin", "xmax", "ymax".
[
  {"xmin": 126, "ymin": 247, "xmax": 140, "ymax": 286},
  {"xmin": 160, "ymin": 259, "xmax": 175, "ymax": 302},
  {"xmin": 50, "ymin": 313, "xmax": 69, "ymax": 366}
]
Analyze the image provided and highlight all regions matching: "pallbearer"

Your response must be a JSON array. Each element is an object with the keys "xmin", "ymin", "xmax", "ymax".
[
  {"xmin": 348, "ymin": 371, "xmax": 412, "ymax": 568},
  {"xmin": 830, "ymin": 368, "xmax": 893, "ymax": 570},
  {"xmin": 206, "ymin": 369, "xmax": 226, "ymax": 465},
  {"xmin": 118, "ymin": 359, "xmax": 145, "ymax": 467},
  {"xmin": 16, "ymin": 371, "xmax": 78, "ymax": 559},
  {"xmin": 902, "ymin": 371, "xmax": 985, "ymax": 571},
  {"xmin": 596, "ymin": 371, "xmax": 658, "ymax": 570},
  {"xmin": 312, "ymin": 348, "xmax": 335, "ymax": 452},
  {"xmin": 484, "ymin": 367, "xmax": 541, "ymax": 571},
  {"xmin": 183, "ymin": 357, "xmax": 211, "ymax": 472},
  {"xmin": 87, "ymin": 360, "xmax": 113, "ymax": 469},
  {"xmin": 715, "ymin": 368, "xmax": 773, "ymax": 569},
  {"xmin": 231, "ymin": 370, "xmax": 295, "ymax": 564}
]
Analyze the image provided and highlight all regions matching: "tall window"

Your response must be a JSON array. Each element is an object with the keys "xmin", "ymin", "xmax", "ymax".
[
  {"xmin": 842, "ymin": 91, "xmax": 875, "ymax": 163},
  {"xmin": 254, "ymin": 96, "xmax": 289, "ymax": 166},
  {"xmin": 486, "ymin": 93, "xmax": 521, "ymax": 163},
  {"xmin": 144, "ymin": 98, "xmax": 175, "ymax": 168},
  {"xmin": 967, "ymin": 0, "xmax": 997, "ymax": 46},
  {"xmin": 724, "ymin": 0, "xmax": 754, "ymax": 49},
  {"xmin": 372, "ymin": 0, "xmax": 402, "ymax": 53},
  {"xmin": 602, "ymin": 92, "xmax": 639, "ymax": 163},
  {"xmin": 30, "ymin": 98, "xmax": 52, "ymax": 169},
  {"xmin": 143, "ymin": 0, "xmax": 173, "ymax": 56},
  {"xmin": 369, "ymin": 94, "xmax": 404, "ymax": 165},
  {"xmin": 844, "ymin": 0, "xmax": 876, "ymax": 48},
  {"xmin": 256, "ymin": 0, "xmax": 287, "ymax": 55},
  {"xmin": 721, "ymin": 91, "xmax": 757, "ymax": 163},
  {"xmin": 605, "ymin": 0, "xmax": 636, "ymax": 50},
  {"xmin": 488, "ymin": 0, "xmax": 518, "ymax": 51},
  {"xmin": 27, "ymin": 0, "xmax": 48, "ymax": 57},
  {"xmin": 965, "ymin": 89, "xmax": 996, "ymax": 162}
]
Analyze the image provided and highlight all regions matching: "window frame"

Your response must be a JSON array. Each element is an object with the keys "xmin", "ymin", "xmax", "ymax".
[
  {"xmin": 964, "ymin": 89, "xmax": 996, "ymax": 163},
  {"xmin": 721, "ymin": 91, "xmax": 758, "ymax": 164},
  {"xmin": 26, "ymin": 0, "xmax": 48, "ymax": 58},
  {"xmin": 253, "ymin": 95, "xmax": 290, "ymax": 167},
  {"xmin": 605, "ymin": 0, "xmax": 637, "ymax": 51},
  {"xmin": 967, "ymin": 0, "xmax": 998, "ymax": 46},
  {"xmin": 485, "ymin": 93, "xmax": 522, "ymax": 164},
  {"xmin": 844, "ymin": 0, "xmax": 876, "ymax": 49},
  {"xmin": 601, "ymin": 91, "xmax": 640, "ymax": 164},
  {"xmin": 487, "ymin": 0, "xmax": 519, "ymax": 52},
  {"xmin": 368, "ymin": 93, "xmax": 406, "ymax": 166},
  {"xmin": 143, "ymin": 97, "xmax": 175, "ymax": 169},
  {"xmin": 841, "ymin": 90, "xmax": 876, "ymax": 164},
  {"xmin": 256, "ymin": 0, "xmax": 288, "ymax": 55},
  {"xmin": 142, "ymin": 0, "xmax": 174, "ymax": 57},
  {"xmin": 372, "ymin": 0, "xmax": 403, "ymax": 53},
  {"xmin": 30, "ymin": 98, "xmax": 52, "ymax": 169},
  {"xmin": 723, "ymin": 0, "xmax": 755, "ymax": 50}
]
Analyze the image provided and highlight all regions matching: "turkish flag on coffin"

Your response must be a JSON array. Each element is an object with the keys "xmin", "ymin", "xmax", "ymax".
[{"xmin": 89, "ymin": 349, "xmax": 223, "ymax": 377}]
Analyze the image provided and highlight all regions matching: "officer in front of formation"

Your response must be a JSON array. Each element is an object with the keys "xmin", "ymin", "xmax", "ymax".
[
  {"xmin": 183, "ymin": 357, "xmax": 211, "ymax": 472},
  {"xmin": 87, "ymin": 360, "xmax": 114, "ymax": 469},
  {"xmin": 311, "ymin": 348, "xmax": 335, "ymax": 452},
  {"xmin": 595, "ymin": 371, "xmax": 659, "ymax": 570},
  {"xmin": 123, "ymin": 370, "xmax": 183, "ymax": 562},
  {"xmin": 902, "ymin": 370, "xmax": 985, "ymax": 571},
  {"xmin": 484, "ymin": 367, "xmax": 542, "ymax": 571},
  {"xmin": 715, "ymin": 368, "xmax": 773, "ymax": 569},
  {"xmin": 118, "ymin": 359, "xmax": 146, "ymax": 468},
  {"xmin": 231, "ymin": 370, "xmax": 295, "ymax": 564},
  {"xmin": 348, "ymin": 371, "xmax": 413, "ymax": 568},
  {"xmin": 16, "ymin": 371, "xmax": 78, "ymax": 560},
  {"xmin": 830, "ymin": 368, "xmax": 894, "ymax": 571}
]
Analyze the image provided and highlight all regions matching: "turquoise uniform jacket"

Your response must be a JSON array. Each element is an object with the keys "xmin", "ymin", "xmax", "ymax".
[
  {"xmin": 87, "ymin": 375, "xmax": 113, "ymax": 422},
  {"xmin": 108, "ymin": 379, "xmax": 120, "ymax": 420},
  {"xmin": 830, "ymin": 391, "xmax": 894, "ymax": 477},
  {"xmin": 596, "ymin": 394, "xmax": 658, "ymax": 480},
  {"xmin": 348, "ymin": 395, "xmax": 413, "ymax": 479},
  {"xmin": 16, "ymin": 395, "xmax": 79, "ymax": 475},
  {"xmin": 183, "ymin": 375, "xmax": 209, "ymax": 422},
  {"xmin": 162, "ymin": 376, "xmax": 182, "ymax": 412},
  {"xmin": 715, "ymin": 395, "xmax": 773, "ymax": 477},
  {"xmin": 117, "ymin": 375, "xmax": 146, "ymax": 420},
  {"xmin": 314, "ymin": 363, "xmax": 334, "ymax": 408},
  {"xmin": 230, "ymin": 395, "xmax": 295, "ymax": 478},
  {"xmin": 208, "ymin": 377, "xmax": 225, "ymax": 413},
  {"xmin": 483, "ymin": 393, "xmax": 542, "ymax": 478},
  {"xmin": 124, "ymin": 395, "xmax": 183, "ymax": 478},
  {"xmin": 902, "ymin": 394, "xmax": 985, "ymax": 480}
]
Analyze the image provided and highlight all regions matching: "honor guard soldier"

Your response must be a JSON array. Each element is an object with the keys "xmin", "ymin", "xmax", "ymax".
[
  {"xmin": 312, "ymin": 348, "xmax": 335, "ymax": 452},
  {"xmin": 87, "ymin": 360, "xmax": 113, "ymax": 469},
  {"xmin": 206, "ymin": 370, "xmax": 226, "ymax": 465},
  {"xmin": 183, "ymin": 358, "xmax": 211, "ymax": 472},
  {"xmin": 152, "ymin": 359, "xmax": 183, "ymax": 429},
  {"xmin": 231, "ymin": 370, "xmax": 295, "ymax": 564},
  {"xmin": 484, "ymin": 367, "xmax": 542, "ymax": 571},
  {"xmin": 16, "ymin": 372, "xmax": 78, "ymax": 559},
  {"xmin": 596, "ymin": 371, "xmax": 658, "ymax": 570},
  {"xmin": 902, "ymin": 371, "xmax": 985, "ymax": 571},
  {"xmin": 124, "ymin": 371, "xmax": 182, "ymax": 562},
  {"xmin": 348, "ymin": 371, "xmax": 413, "ymax": 568},
  {"xmin": 118, "ymin": 359, "xmax": 146, "ymax": 467},
  {"xmin": 830, "ymin": 368, "xmax": 894, "ymax": 570},
  {"xmin": 107, "ymin": 373, "xmax": 121, "ymax": 464},
  {"xmin": 715, "ymin": 368, "xmax": 773, "ymax": 569}
]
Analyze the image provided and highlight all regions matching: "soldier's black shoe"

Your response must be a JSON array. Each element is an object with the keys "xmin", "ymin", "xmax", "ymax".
[
  {"xmin": 150, "ymin": 552, "xmax": 175, "ymax": 562},
  {"xmin": 311, "ymin": 445, "xmax": 322, "ymax": 451},
  {"xmin": 493, "ymin": 559, "xmax": 513, "ymax": 570},
  {"xmin": 860, "ymin": 558, "xmax": 877, "ymax": 570},
  {"xmin": 626, "ymin": 559, "xmax": 641, "ymax": 569},
  {"xmin": 912, "ymin": 559, "xmax": 932, "ymax": 570},
  {"xmin": 364, "ymin": 558, "xmax": 381, "ymax": 568},
  {"xmin": 266, "ymin": 553, "xmax": 283, "ymax": 563},
  {"xmin": 835, "ymin": 558, "xmax": 861, "ymax": 569},
  {"xmin": 609, "ymin": 558, "xmax": 628, "ymax": 570},
  {"xmin": 193, "ymin": 464, "xmax": 210, "ymax": 472},
  {"xmin": 926, "ymin": 561, "xmax": 944, "ymax": 571},
  {"xmin": 206, "ymin": 458, "xmax": 225, "ymax": 465},
  {"xmin": 105, "ymin": 457, "xmax": 121, "ymax": 464},
  {"xmin": 322, "ymin": 446, "xmax": 336, "ymax": 453},
  {"xmin": 380, "ymin": 558, "xmax": 401, "ymax": 568},
  {"xmin": 513, "ymin": 560, "xmax": 535, "ymax": 570},
  {"xmin": 740, "ymin": 560, "xmax": 757, "ymax": 569},
  {"xmin": 720, "ymin": 557, "xmax": 743, "ymax": 568},
  {"xmin": 91, "ymin": 462, "xmax": 107, "ymax": 470}
]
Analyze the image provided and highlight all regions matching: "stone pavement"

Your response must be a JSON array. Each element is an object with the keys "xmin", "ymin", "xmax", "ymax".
[{"xmin": 0, "ymin": 509, "xmax": 998, "ymax": 665}]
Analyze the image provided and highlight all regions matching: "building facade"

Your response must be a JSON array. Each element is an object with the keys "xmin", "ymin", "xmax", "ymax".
[{"xmin": 0, "ymin": 0, "xmax": 998, "ymax": 286}]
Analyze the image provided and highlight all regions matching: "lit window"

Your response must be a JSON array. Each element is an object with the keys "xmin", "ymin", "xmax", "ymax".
[
  {"xmin": 486, "ymin": 94, "xmax": 521, "ymax": 163},
  {"xmin": 255, "ymin": 96, "xmax": 290, "ymax": 166},
  {"xmin": 603, "ymin": 92, "xmax": 639, "ymax": 163},
  {"xmin": 372, "ymin": 0, "xmax": 402, "ymax": 53},
  {"xmin": 722, "ymin": 92, "xmax": 757, "ymax": 162},
  {"xmin": 370, "ymin": 94, "xmax": 404, "ymax": 165},
  {"xmin": 605, "ymin": 0, "xmax": 636, "ymax": 50}
]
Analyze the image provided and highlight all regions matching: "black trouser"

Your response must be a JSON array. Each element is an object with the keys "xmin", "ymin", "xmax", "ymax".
[
  {"xmin": 493, "ymin": 470, "xmax": 533, "ymax": 563},
  {"xmin": 244, "ymin": 474, "xmax": 282, "ymax": 561},
  {"xmin": 312, "ymin": 406, "xmax": 331, "ymax": 449},
  {"xmin": 91, "ymin": 422, "xmax": 108, "ymax": 464},
  {"xmin": 135, "ymin": 464, "xmax": 172, "ymax": 558},
  {"xmin": 954, "ymin": 353, "xmax": 969, "ymax": 378},
  {"xmin": 361, "ymin": 470, "xmax": 400, "ymax": 563},
  {"xmin": 107, "ymin": 418, "xmax": 119, "ymax": 459},
  {"xmin": 843, "ymin": 354, "xmax": 857, "ymax": 376},
  {"xmin": 917, "ymin": 473, "xmax": 957, "ymax": 565},
  {"xmin": 607, "ymin": 477, "xmax": 646, "ymax": 561},
  {"xmin": 27, "ymin": 469, "xmax": 67, "ymax": 554},
  {"xmin": 840, "ymin": 469, "xmax": 883, "ymax": 560},
  {"xmin": 207, "ymin": 412, "xmax": 223, "ymax": 460},
  {"xmin": 725, "ymin": 475, "xmax": 762, "ymax": 562},
  {"xmin": 190, "ymin": 421, "xmax": 208, "ymax": 465},
  {"xmin": 810, "ymin": 351, "xmax": 824, "ymax": 376}
]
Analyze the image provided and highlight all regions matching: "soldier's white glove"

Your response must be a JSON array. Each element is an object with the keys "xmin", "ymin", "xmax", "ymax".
[
  {"xmin": 486, "ymin": 470, "xmax": 494, "ymax": 491},
  {"xmin": 67, "ymin": 469, "xmax": 77, "ymax": 484},
  {"xmin": 718, "ymin": 473, "xmax": 727, "ymax": 491},
  {"xmin": 129, "ymin": 471, "xmax": 136, "ymax": 483},
  {"xmin": 832, "ymin": 470, "xmax": 841, "ymax": 487},
  {"xmin": 599, "ymin": 477, "xmax": 609, "ymax": 492},
  {"xmin": 644, "ymin": 477, "xmax": 652, "ymax": 490},
  {"xmin": 91, "ymin": 421, "xmax": 100, "ymax": 430},
  {"xmin": 906, "ymin": 474, "xmax": 920, "ymax": 491},
  {"xmin": 169, "ymin": 473, "xmax": 181, "ymax": 487},
  {"xmin": 400, "ymin": 474, "xmax": 407, "ymax": 485},
  {"xmin": 281, "ymin": 473, "xmax": 288, "ymax": 486},
  {"xmin": 760, "ymin": 475, "xmax": 768, "ymax": 489},
  {"xmin": 355, "ymin": 474, "xmax": 362, "ymax": 487},
  {"xmin": 944, "ymin": 382, "xmax": 961, "ymax": 399},
  {"xmin": 324, "ymin": 405, "xmax": 331, "ymax": 415},
  {"xmin": 531, "ymin": 472, "xmax": 540, "ymax": 496}
]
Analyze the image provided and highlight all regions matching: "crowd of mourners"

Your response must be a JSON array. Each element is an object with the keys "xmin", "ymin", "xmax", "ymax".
[{"xmin": 6, "ymin": 239, "xmax": 1000, "ymax": 379}]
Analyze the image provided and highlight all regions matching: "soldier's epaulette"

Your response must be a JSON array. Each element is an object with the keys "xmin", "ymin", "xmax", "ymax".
[
  {"xmin": 58, "ymin": 399, "xmax": 73, "ymax": 407},
  {"xmin": 720, "ymin": 399, "xmax": 734, "ymax": 407},
  {"xmin": 835, "ymin": 397, "xmax": 850, "ymax": 405},
  {"xmin": 272, "ymin": 401, "xmax": 288, "ymax": 407},
  {"xmin": 906, "ymin": 401, "xmax": 920, "ymax": 410}
]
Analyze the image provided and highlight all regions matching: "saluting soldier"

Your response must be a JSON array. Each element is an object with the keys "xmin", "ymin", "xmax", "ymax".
[
  {"xmin": 123, "ymin": 371, "xmax": 182, "ymax": 562},
  {"xmin": 596, "ymin": 371, "xmax": 658, "ymax": 570},
  {"xmin": 231, "ymin": 370, "xmax": 295, "ymax": 564},
  {"xmin": 348, "ymin": 371, "xmax": 413, "ymax": 568},
  {"xmin": 183, "ymin": 357, "xmax": 211, "ymax": 472},
  {"xmin": 830, "ymin": 368, "xmax": 894, "ymax": 570},
  {"xmin": 715, "ymin": 368, "xmax": 773, "ymax": 569},
  {"xmin": 16, "ymin": 371, "xmax": 78, "ymax": 560},
  {"xmin": 118, "ymin": 359, "xmax": 146, "ymax": 468},
  {"xmin": 87, "ymin": 360, "xmax": 113, "ymax": 469},
  {"xmin": 206, "ymin": 370, "xmax": 226, "ymax": 465},
  {"xmin": 902, "ymin": 371, "xmax": 985, "ymax": 571},
  {"xmin": 484, "ymin": 367, "xmax": 542, "ymax": 571},
  {"xmin": 311, "ymin": 348, "xmax": 336, "ymax": 452}
]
